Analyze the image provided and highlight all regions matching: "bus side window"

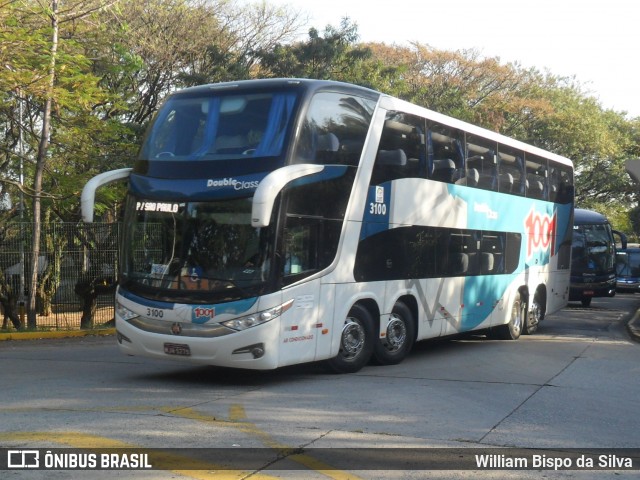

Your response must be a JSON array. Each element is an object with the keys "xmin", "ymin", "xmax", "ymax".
[
  {"xmin": 525, "ymin": 154, "xmax": 548, "ymax": 200},
  {"xmin": 371, "ymin": 112, "xmax": 426, "ymax": 185},
  {"xmin": 292, "ymin": 92, "xmax": 376, "ymax": 166},
  {"xmin": 447, "ymin": 231, "xmax": 474, "ymax": 276},
  {"xmin": 428, "ymin": 123, "xmax": 464, "ymax": 184},
  {"xmin": 549, "ymin": 161, "xmax": 573, "ymax": 204},
  {"xmin": 497, "ymin": 144, "xmax": 525, "ymax": 196},
  {"xmin": 281, "ymin": 217, "xmax": 342, "ymax": 285},
  {"xmin": 282, "ymin": 223, "xmax": 313, "ymax": 276},
  {"xmin": 480, "ymin": 233, "xmax": 504, "ymax": 274},
  {"xmin": 465, "ymin": 135, "xmax": 498, "ymax": 190},
  {"xmin": 505, "ymin": 232, "xmax": 522, "ymax": 273}
]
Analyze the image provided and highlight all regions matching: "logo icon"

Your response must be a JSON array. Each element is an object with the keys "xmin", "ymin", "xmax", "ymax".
[
  {"xmin": 8, "ymin": 450, "xmax": 39, "ymax": 468},
  {"xmin": 192, "ymin": 306, "xmax": 215, "ymax": 323},
  {"xmin": 171, "ymin": 323, "xmax": 182, "ymax": 335}
]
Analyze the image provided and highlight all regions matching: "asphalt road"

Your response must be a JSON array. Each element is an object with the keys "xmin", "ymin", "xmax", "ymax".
[{"xmin": 1, "ymin": 294, "xmax": 640, "ymax": 479}]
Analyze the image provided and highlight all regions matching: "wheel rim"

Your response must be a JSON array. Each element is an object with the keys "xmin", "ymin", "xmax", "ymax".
[
  {"xmin": 530, "ymin": 301, "xmax": 541, "ymax": 328},
  {"xmin": 384, "ymin": 314, "xmax": 407, "ymax": 352},
  {"xmin": 340, "ymin": 317, "xmax": 365, "ymax": 359},
  {"xmin": 512, "ymin": 301, "xmax": 523, "ymax": 335}
]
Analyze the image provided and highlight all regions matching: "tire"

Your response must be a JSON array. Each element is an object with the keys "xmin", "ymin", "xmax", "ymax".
[
  {"xmin": 581, "ymin": 297, "xmax": 592, "ymax": 307},
  {"xmin": 326, "ymin": 304, "xmax": 375, "ymax": 374},
  {"xmin": 492, "ymin": 291, "xmax": 525, "ymax": 340},
  {"xmin": 524, "ymin": 291, "xmax": 545, "ymax": 335},
  {"xmin": 373, "ymin": 302, "xmax": 415, "ymax": 365}
]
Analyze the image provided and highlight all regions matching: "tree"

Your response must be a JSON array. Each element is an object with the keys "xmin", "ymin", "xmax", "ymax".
[
  {"xmin": 521, "ymin": 82, "xmax": 636, "ymax": 209},
  {"xmin": 96, "ymin": 0, "xmax": 231, "ymax": 125},
  {"xmin": 256, "ymin": 18, "xmax": 377, "ymax": 81},
  {"xmin": 0, "ymin": 0, "xmax": 117, "ymax": 328}
]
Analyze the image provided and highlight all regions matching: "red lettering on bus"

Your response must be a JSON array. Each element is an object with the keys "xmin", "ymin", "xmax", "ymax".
[
  {"xmin": 525, "ymin": 208, "xmax": 556, "ymax": 258},
  {"xmin": 193, "ymin": 307, "xmax": 215, "ymax": 320}
]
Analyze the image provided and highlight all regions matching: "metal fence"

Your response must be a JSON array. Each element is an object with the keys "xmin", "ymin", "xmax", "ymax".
[{"xmin": 0, "ymin": 222, "xmax": 119, "ymax": 330}]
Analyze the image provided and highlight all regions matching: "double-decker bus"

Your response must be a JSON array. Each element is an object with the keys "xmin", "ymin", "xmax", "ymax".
[
  {"xmin": 569, "ymin": 209, "xmax": 625, "ymax": 306},
  {"xmin": 82, "ymin": 79, "xmax": 574, "ymax": 373}
]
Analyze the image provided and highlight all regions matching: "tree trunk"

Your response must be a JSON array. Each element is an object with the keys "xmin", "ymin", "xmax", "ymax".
[
  {"xmin": 80, "ymin": 294, "xmax": 97, "ymax": 330},
  {"xmin": 27, "ymin": 0, "xmax": 59, "ymax": 329}
]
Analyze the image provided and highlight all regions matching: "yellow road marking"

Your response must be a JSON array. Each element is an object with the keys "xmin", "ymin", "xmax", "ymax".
[
  {"xmin": 229, "ymin": 404, "xmax": 246, "ymax": 421},
  {"xmin": 0, "ymin": 404, "xmax": 365, "ymax": 479},
  {"xmin": 0, "ymin": 328, "xmax": 115, "ymax": 341},
  {"xmin": 165, "ymin": 405, "xmax": 363, "ymax": 480}
]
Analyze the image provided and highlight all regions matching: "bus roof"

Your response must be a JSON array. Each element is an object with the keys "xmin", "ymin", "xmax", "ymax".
[
  {"xmin": 171, "ymin": 78, "xmax": 381, "ymax": 100},
  {"xmin": 574, "ymin": 208, "xmax": 609, "ymax": 225},
  {"xmin": 167, "ymin": 78, "xmax": 573, "ymax": 169}
]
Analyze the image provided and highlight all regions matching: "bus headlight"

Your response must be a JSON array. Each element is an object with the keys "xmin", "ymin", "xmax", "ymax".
[
  {"xmin": 116, "ymin": 300, "xmax": 139, "ymax": 321},
  {"xmin": 221, "ymin": 299, "xmax": 293, "ymax": 331}
]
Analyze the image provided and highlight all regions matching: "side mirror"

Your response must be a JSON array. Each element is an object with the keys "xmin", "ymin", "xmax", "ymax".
[
  {"xmin": 251, "ymin": 164, "xmax": 324, "ymax": 227},
  {"xmin": 81, "ymin": 168, "xmax": 132, "ymax": 222},
  {"xmin": 613, "ymin": 230, "xmax": 628, "ymax": 250}
]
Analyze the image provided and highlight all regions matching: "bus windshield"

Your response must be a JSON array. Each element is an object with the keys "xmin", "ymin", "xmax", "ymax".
[
  {"xmin": 617, "ymin": 250, "xmax": 640, "ymax": 277},
  {"xmin": 140, "ymin": 91, "xmax": 297, "ymax": 161},
  {"xmin": 121, "ymin": 197, "xmax": 274, "ymax": 303},
  {"xmin": 571, "ymin": 223, "xmax": 615, "ymax": 274}
]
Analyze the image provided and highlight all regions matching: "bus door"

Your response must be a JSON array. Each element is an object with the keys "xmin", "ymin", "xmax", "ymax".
[{"xmin": 277, "ymin": 218, "xmax": 325, "ymax": 366}]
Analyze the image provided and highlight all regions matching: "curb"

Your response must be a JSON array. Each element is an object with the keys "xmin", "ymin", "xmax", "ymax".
[
  {"xmin": 0, "ymin": 328, "xmax": 115, "ymax": 342},
  {"xmin": 627, "ymin": 309, "xmax": 640, "ymax": 342}
]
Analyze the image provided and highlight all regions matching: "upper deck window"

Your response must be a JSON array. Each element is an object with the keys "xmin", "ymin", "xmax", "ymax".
[
  {"xmin": 140, "ymin": 91, "xmax": 297, "ymax": 161},
  {"xmin": 292, "ymin": 92, "xmax": 376, "ymax": 166}
]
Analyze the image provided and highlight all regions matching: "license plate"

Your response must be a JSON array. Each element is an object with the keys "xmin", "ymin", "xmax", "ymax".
[
  {"xmin": 584, "ymin": 290, "xmax": 594, "ymax": 295},
  {"xmin": 164, "ymin": 343, "xmax": 191, "ymax": 356}
]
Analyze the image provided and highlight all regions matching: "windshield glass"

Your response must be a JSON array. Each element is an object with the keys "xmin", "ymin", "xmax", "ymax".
[
  {"xmin": 571, "ymin": 223, "xmax": 615, "ymax": 274},
  {"xmin": 140, "ymin": 91, "xmax": 297, "ymax": 161},
  {"xmin": 121, "ymin": 197, "xmax": 274, "ymax": 303},
  {"xmin": 616, "ymin": 251, "xmax": 640, "ymax": 277}
]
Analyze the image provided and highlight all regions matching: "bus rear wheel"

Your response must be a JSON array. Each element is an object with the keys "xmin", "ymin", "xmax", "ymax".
[
  {"xmin": 524, "ymin": 291, "xmax": 545, "ymax": 335},
  {"xmin": 373, "ymin": 302, "xmax": 415, "ymax": 365},
  {"xmin": 326, "ymin": 304, "xmax": 374, "ymax": 374},
  {"xmin": 492, "ymin": 292, "xmax": 525, "ymax": 340}
]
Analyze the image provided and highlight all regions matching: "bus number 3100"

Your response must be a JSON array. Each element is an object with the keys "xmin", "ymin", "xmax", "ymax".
[
  {"xmin": 370, "ymin": 203, "xmax": 387, "ymax": 215},
  {"xmin": 147, "ymin": 308, "xmax": 164, "ymax": 318}
]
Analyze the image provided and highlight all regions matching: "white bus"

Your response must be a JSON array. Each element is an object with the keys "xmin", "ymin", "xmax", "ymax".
[{"xmin": 82, "ymin": 79, "xmax": 574, "ymax": 373}]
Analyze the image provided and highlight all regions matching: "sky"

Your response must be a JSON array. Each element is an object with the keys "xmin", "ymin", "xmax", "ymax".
[{"xmin": 265, "ymin": 0, "xmax": 640, "ymax": 118}]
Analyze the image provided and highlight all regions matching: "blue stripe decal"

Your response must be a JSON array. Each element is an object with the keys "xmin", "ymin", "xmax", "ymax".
[
  {"xmin": 447, "ymin": 185, "xmax": 573, "ymax": 266},
  {"xmin": 119, "ymin": 288, "xmax": 176, "ymax": 310},
  {"xmin": 461, "ymin": 274, "xmax": 515, "ymax": 329},
  {"xmin": 360, "ymin": 184, "xmax": 391, "ymax": 240},
  {"xmin": 444, "ymin": 184, "xmax": 573, "ymax": 330},
  {"xmin": 191, "ymin": 297, "xmax": 258, "ymax": 324},
  {"xmin": 119, "ymin": 288, "xmax": 259, "ymax": 324}
]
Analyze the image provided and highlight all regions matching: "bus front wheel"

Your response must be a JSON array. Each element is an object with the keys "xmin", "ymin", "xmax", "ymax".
[
  {"xmin": 373, "ymin": 302, "xmax": 415, "ymax": 365},
  {"xmin": 327, "ymin": 304, "xmax": 374, "ymax": 374}
]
